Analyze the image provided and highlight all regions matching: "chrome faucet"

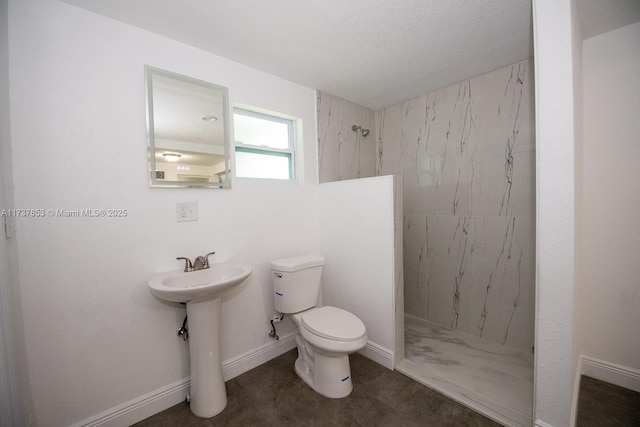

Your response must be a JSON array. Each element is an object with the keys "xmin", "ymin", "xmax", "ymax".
[
  {"xmin": 176, "ymin": 257, "xmax": 194, "ymax": 272},
  {"xmin": 176, "ymin": 252, "xmax": 216, "ymax": 272}
]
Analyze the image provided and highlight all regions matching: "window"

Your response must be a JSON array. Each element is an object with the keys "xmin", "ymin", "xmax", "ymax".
[{"xmin": 233, "ymin": 108, "xmax": 296, "ymax": 180}]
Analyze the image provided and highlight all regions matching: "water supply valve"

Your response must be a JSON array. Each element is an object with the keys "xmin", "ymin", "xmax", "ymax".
[
  {"xmin": 177, "ymin": 315, "xmax": 189, "ymax": 340},
  {"xmin": 177, "ymin": 326, "xmax": 188, "ymax": 340},
  {"xmin": 268, "ymin": 313, "xmax": 284, "ymax": 340}
]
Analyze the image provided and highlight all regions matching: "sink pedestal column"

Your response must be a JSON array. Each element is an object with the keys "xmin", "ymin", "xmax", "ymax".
[{"xmin": 186, "ymin": 298, "xmax": 227, "ymax": 418}]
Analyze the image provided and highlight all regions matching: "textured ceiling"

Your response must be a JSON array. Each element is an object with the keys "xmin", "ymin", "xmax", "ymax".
[{"xmin": 61, "ymin": 0, "xmax": 535, "ymax": 109}]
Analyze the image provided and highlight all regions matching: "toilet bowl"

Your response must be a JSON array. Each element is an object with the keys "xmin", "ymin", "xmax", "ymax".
[
  {"xmin": 290, "ymin": 306, "xmax": 367, "ymax": 398},
  {"xmin": 271, "ymin": 255, "xmax": 368, "ymax": 398}
]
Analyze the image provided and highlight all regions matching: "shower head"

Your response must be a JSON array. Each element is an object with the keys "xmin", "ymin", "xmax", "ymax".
[{"xmin": 351, "ymin": 125, "xmax": 370, "ymax": 139}]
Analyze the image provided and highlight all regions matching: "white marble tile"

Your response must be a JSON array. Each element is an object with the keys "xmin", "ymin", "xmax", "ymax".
[
  {"xmin": 403, "ymin": 214, "xmax": 428, "ymax": 318},
  {"xmin": 402, "ymin": 213, "xmax": 535, "ymax": 352},
  {"xmin": 378, "ymin": 87, "xmax": 477, "ymax": 217},
  {"xmin": 468, "ymin": 61, "xmax": 536, "ymax": 218},
  {"xmin": 380, "ymin": 59, "xmax": 535, "ymax": 353},
  {"xmin": 473, "ymin": 147, "xmax": 535, "ymax": 218},
  {"xmin": 425, "ymin": 215, "xmax": 478, "ymax": 329},
  {"xmin": 400, "ymin": 315, "xmax": 533, "ymax": 427},
  {"xmin": 317, "ymin": 91, "xmax": 376, "ymax": 183},
  {"xmin": 466, "ymin": 216, "xmax": 536, "ymax": 350},
  {"xmin": 393, "ymin": 176, "xmax": 405, "ymax": 365},
  {"xmin": 376, "ymin": 104, "xmax": 404, "ymax": 174},
  {"xmin": 379, "ymin": 60, "xmax": 535, "ymax": 219}
]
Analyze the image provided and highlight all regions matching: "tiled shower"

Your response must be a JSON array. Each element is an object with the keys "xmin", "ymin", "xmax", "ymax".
[
  {"xmin": 317, "ymin": 92, "xmax": 377, "ymax": 183},
  {"xmin": 318, "ymin": 59, "xmax": 535, "ymax": 425},
  {"xmin": 378, "ymin": 59, "xmax": 535, "ymax": 353}
]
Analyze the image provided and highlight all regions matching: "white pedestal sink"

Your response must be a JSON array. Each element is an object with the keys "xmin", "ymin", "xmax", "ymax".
[{"xmin": 148, "ymin": 263, "xmax": 252, "ymax": 418}]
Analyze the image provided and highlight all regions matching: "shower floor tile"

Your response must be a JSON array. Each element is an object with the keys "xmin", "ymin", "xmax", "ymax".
[{"xmin": 396, "ymin": 315, "xmax": 534, "ymax": 427}]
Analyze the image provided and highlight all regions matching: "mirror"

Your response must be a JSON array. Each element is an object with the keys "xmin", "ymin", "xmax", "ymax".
[{"xmin": 145, "ymin": 66, "xmax": 231, "ymax": 188}]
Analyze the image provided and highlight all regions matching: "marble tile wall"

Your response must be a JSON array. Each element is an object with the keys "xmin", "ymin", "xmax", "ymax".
[
  {"xmin": 317, "ymin": 91, "xmax": 377, "ymax": 183},
  {"xmin": 377, "ymin": 60, "xmax": 535, "ymax": 352}
]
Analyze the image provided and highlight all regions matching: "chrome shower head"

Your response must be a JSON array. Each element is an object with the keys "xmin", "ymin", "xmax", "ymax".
[{"xmin": 352, "ymin": 125, "xmax": 370, "ymax": 139}]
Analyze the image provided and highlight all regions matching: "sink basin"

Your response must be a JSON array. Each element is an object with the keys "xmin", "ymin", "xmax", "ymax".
[
  {"xmin": 149, "ymin": 262, "xmax": 252, "ymax": 303},
  {"xmin": 148, "ymin": 261, "xmax": 252, "ymax": 418}
]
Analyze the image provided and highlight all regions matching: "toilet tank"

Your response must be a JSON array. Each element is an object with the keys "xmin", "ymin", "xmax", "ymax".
[{"xmin": 271, "ymin": 255, "xmax": 324, "ymax": 313}]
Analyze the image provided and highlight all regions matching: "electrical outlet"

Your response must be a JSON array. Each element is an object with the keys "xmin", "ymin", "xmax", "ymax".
[{"xmin": 176, "ymin": 202, "xmax": 198, "ymax": 222}]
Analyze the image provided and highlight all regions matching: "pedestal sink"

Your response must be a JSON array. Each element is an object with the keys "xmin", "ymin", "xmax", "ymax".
[{"xmin": 148, "ymin": 263, "xmax": 252, "ymax": 418}]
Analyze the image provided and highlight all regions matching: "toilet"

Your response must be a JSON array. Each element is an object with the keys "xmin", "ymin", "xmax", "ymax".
[{"xmin": 271, "ymin": 255, "xmax": 367, "ymax": 399}]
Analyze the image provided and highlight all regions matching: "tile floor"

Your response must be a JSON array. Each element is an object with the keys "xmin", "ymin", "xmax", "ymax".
[
  {"xmin": 576, "ymin": 375, "xmax": 640, "ymax": 427},
  {"xmin": 133, "ymin": 344, "xmax": 638, "ymax": 426},
  {"xmin": 134, "ymin": 349, "xmax": 500, "ymax": 426},
  {"xmin": 398, "ymin": 316, "xmax": 534, "ymax": 426}
]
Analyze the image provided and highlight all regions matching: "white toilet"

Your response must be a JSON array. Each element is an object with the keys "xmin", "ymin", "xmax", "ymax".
[{"xmin": 271, "ymin": 255, "xmax": 368, "ymax": 399}]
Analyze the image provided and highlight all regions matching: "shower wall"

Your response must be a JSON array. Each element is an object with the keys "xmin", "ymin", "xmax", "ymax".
[
  {"xmin": 317, "ymin": 91, "xmax": 376, "ymax": 183},
  {"xmin": 377, "ymin": 59, "xmax": 535, "ymax": 352}
]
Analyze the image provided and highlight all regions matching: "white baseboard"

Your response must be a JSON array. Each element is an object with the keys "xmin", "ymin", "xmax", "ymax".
[
  {"xmin": 571, "ymin": 355, "xmax": 640, "ymax": 427},
  {"xmin": 75, "ymin": 334, "xmax": 296, "ymax": 427},
  {"xmin": 74, "ymin": 377, "xmax": 191, "ymax": 427},
  {"xmin": 579, "ymin": 355, "xmax": 640, "ymax": 393},
  {"xmin": 358, "ymin": 340, "xmax": 394, "ymax": 370},
  {"xmin": 223, "ymin": 333, "xmax": 296, "ymax": 381},
  {"xmin": 75, "ymin": 336, "xmax": 392, "ymax": 426}
]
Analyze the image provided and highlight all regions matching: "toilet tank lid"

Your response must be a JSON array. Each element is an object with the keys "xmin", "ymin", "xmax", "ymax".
[{"xmin": 270, "ymin": 255, "xmax": 324, "ymax": 272}]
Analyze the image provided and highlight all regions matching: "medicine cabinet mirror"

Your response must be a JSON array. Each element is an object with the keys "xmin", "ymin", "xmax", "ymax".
[{"xmin": 145, "ymin": 66, "xmax": 231, "ymax": 188}]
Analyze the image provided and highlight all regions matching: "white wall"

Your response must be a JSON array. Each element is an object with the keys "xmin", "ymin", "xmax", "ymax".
[
  {"xmin": 318, "ymin": 175, "xmax": 402, "ymax": 368},
  {"xmin": 534, "ymin": 2, "xmax": 640, "ymax": 426},
  {"xmin": 532, "ymin": 0, "xmax": 578, "ymax": 426},
  {"xmin": 1, "ymin": 0, "xmax": 30, "ymax": 424},
  {"xmin": 579, "ymin": 21, "xmax": 640, "ymax": 373},
  {"xmin": 7, "ymin": 0, "xmax": 320, "ymax": 425}
]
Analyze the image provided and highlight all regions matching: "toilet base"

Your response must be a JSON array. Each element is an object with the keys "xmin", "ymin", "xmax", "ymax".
[{"xmin": 294, "ymin": 350, "xmax": 353, "ymax": 399}]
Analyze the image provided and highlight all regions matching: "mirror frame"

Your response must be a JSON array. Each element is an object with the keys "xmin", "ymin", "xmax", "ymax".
[{"xmin": 145, "ymin": 66, "xmax": 231, "ymax": 189}]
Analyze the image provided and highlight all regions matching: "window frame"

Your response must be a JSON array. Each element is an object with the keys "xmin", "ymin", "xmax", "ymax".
[{"xmin": 233, "ymin": 108, "xmax": 297, "ymax": 181}]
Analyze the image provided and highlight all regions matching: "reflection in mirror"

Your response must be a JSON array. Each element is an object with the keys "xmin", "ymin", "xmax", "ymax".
[{"xmin": 145, "ymin": 66, "xmax": 231, "ymax": 188}]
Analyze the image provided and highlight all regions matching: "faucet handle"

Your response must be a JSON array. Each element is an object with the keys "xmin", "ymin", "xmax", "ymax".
[
  {"xmin": 176, "ymin": 257, "xmax": 194, "ymax": 272},
  {"xmin": 202, "ymin": 252, "xmax": 216, "ymax": 268}
]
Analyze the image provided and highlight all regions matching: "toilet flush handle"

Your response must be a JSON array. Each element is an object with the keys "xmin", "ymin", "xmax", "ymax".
[{"xmin": 274, "ymin": 272, "xmax": 283, "ymax": 278}]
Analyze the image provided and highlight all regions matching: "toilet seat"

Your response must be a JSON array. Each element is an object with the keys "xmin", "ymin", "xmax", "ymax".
[{"xmin": 301, "ymin": 306, "xmax": 366, "ymax": 342}]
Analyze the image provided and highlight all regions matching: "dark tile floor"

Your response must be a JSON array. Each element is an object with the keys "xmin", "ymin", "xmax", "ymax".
[
  {"xmin": 134, "ymin": 349, "xmax": 500, "ymax": 426},
  {"xmin": 576, "ymin": 375, "xmax": 640, "ymax": 427},
  {"xmin": 135, "ymin": 351, "xmax": 640, "ymax": 426}
]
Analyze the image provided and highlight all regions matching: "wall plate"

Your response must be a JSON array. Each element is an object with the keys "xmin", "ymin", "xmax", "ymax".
[{"xmin": 176, "ymin": 202, "xmax": 198, "ymax": 222}]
